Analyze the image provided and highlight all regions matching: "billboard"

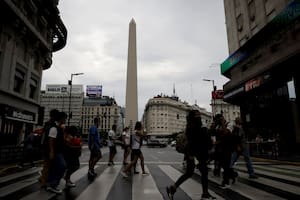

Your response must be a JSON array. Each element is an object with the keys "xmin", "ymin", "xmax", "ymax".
[
  {"xmin": 212, "ymin": 90, "xmax": 224, "ymax": 99},
  {"xmin": 46, "ymin": 84, "xmax": 83, "ymax": 94},
  {"xmin": 86, "ymin": 85, "xmax": 102, "ymax": 97}
]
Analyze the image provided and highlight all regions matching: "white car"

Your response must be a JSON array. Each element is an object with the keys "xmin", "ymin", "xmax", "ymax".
[{"xmin": 170, "ymin": 140, "xmax": 176, "ymax": 147}]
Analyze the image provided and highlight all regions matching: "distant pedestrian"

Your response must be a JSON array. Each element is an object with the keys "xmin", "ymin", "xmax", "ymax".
[
  {"xmin": 46, "ymin": 111, "xmax": 67, "ymax": 194},
  {"xmin": 39, "ymin": 109, "xmax": 59, "ymax": 188},
  {"xmin": 216, "ymin": 114, "xmax": 238, "ymax": 189},
  {"xmin": 108, "ymin": 124, "xmax": 117, "ymax": 166},
  {"xmin": 230, "ymin": 117, "xmax": 258, "ymax": 179},
  {"xmin": 121, "ymin": 121, "xmax": 148, "ymax": 177},
  {"xmin": 88, "ymin": 118, "xmax": 102, "ymax": 178},
  {"xmin": 122, "ymin": 127, "xmax": 131, "ymax": 165},
  {"xmin": 64, "ymin": 126, "xmax": 82, "ymax": 187},
  {"xmin": 18, "ymin": 128, "xmax": 35, "ymax": 167},
  {"xmin": 166, "ymin": 110, "xmax": 215, "ymax": 200}
]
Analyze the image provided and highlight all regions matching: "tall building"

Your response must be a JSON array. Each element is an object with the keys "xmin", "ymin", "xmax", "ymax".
[
  {"xmin": 143, "ymin": 94, "xmax": 212, "ymax": 137},
  {"xmin": 221, "ymin": 0, "xmax": 300, "ymax": 152},
  {"xmin": 125, "ymin": 19, "xmax": 138, "ymax": 129},
  {"xmin": 82, "ymin": 96, "xmax": 122, "ymax": 138},
  {"xmin": 40, "ymin": 84, "xmax": 84, "ymax": 127},
  {"xmin": 0, "ymin": 0, "xmax": 67, "ymax": 152}
]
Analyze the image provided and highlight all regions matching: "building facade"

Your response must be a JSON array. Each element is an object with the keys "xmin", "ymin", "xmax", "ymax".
[
  {"xmin": 143, "ymin": 95, "xmax": 212, "ymax": 137},
  {"xmin": 40, "ymin": 84, "xmax": 84, "ymax": 127},
  {"xmin": 82, "ymin": 96, "xmax": 122, "ymax": 138},
  {"xmin": 0, "ymin": 0, "xmax": 66, "ymax": 150},
  {"xmin": 222, "ymin": 0, "xmax": 300, "ymax": 153}
]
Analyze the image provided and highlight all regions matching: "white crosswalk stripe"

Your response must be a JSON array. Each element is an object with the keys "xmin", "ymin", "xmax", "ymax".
[
  {"xmin": 76, "ymin": 165, "xmax": 122, "ymax": 200},
  {"xmin": 132, "ymin": 165, "xmax": 164, "ymax": 200},
  {"xmin": 159, "ymin": 165, "xmax": 223, "ymax": 200},
  {"xmin": 1, "ymin": 162, "xmax": 300, "ymax": 200}
]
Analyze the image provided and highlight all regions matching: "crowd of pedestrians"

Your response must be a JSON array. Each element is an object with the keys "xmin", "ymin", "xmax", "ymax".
[
  {"xmin": 166, "ymin": 110, "xmax": 259, "ymax": 200},
  {"xmin": 34, "ymin": 107, "xmax": 260, "ymax": 199}
]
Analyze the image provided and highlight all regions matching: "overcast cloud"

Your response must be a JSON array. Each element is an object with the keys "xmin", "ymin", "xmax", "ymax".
[{"xmin": 41, "ymin": 0, "xmax": 230, "ymax": 119}]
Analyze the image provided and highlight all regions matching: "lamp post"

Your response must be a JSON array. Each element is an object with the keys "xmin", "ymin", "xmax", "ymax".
[
  {"xmin": 203, "ymin": 79, "xmax": 216, "ymax": 118},
  {"xmin": 68, "ymin": 73, "xmax": 84, "ymax": 126}
]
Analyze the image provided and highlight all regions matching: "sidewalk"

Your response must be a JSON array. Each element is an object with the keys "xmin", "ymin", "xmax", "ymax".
[
  {"xmin": 251, "ymin": 155, "xmax": 300, "ymax": 166},
  {"xmin": 0, "ymin": 160, "xmax": 42, "ymax": 177}
]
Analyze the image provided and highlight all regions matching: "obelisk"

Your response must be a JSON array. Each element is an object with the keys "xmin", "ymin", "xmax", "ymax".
[{"xmin": 125, "ymin": 18, "xmax": 138, "ymax": 129}]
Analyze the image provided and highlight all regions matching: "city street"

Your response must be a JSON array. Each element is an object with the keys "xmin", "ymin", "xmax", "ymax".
[{"xmin": 1, "ymin": 145, "xmax": 300, "ymax": 200}]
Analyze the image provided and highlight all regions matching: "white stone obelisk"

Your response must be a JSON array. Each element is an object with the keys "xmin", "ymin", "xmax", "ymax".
[{"xmin": 125, "ymin": 18, "xmax": 138, "ymax": 129}]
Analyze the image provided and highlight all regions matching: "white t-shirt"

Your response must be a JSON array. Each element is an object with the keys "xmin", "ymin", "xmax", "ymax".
[
  {"xmin": 48, "ymin": 127, "xmax": 58, "ymax": 139},
  {"xmin": 131, "ymin": 131, "xmax": 141, "ymax": 150},
  {"xmin": 122, "ymin": 131, "xmax": 131, "ymax": 145},
  {"xmin": 107, "ymin": 130, "xmax": 116, "ymax": 147}
]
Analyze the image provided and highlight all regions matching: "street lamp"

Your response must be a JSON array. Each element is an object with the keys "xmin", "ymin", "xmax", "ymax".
[
  {"xmin": 203, "ymin": 79, "xmax": 216, "ymax": 118},
  {"xmin": 68, "ymin": 73, "xmax": 84, "ymax": 126}
]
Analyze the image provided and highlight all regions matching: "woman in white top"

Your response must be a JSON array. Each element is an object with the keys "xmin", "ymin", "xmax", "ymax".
[
  {"xmin": 121, "ymin": 121, "xmax": 148, "ymax": 177},
  {"xmin": 122, "ymin": 127, "xmax": 131, "ymax": 165}
]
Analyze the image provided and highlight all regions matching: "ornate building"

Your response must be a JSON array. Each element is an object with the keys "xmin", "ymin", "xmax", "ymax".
[
  {"xmin": 82, "ymin": 96, "xmax": 122, "ymax": 138},
  {"xmin": 143, "ymin": 94, "xmax": 212, "ymax": 137},
  {"xmin": 0, "ymin": 0, "xmax": 66, "ymax": 150}
]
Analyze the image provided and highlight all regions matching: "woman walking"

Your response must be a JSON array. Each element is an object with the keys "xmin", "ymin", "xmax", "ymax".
[
  {"xmin": 166, "ymin": 110, "xmax": 215, "ymax": 200},
  {"xmin": 120, "ymin": 121, "xmax": 148, "ymax": 177}
]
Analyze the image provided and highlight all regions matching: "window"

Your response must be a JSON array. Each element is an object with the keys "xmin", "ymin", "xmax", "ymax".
[
  {"xmin": 14, "ymin": 68, "xmax": 25, "ymax": 93},
  {"xmin": 29, "ymin": 77, "xmax": 38, "ymax": 99},
  {"xmin": 237, "ymin": 14, "xmax": 244, "ymax": 32},
  {"xmin": 248, "ymin": 1, "xmax": 256, "ymax": 21}
]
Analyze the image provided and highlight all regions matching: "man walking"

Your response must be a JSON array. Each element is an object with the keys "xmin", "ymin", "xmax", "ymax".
[
  {"xmin": 39, "ymin": 109, "xmax": 59, "ymax": 188},
  {"xmin": 230, "ymin": 117, "xmax": 258, "ymax": 179},
  {"xmin": 46, "ymin": 112, "xmax": 67, "ymax": 194},
  {"xmin": 88, "ymin": 118, "xmax": 102, "ymax": 177}
]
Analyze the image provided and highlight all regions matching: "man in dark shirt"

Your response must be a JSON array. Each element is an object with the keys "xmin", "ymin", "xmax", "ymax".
[{"xmin": 88, "ymin": 118, "xmax": 102, "ymax": 177}]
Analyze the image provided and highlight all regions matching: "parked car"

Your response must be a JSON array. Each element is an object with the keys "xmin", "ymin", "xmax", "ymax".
[{"xmin": 147, "ymin": 139, "xmax": 167, "ymax": 148}]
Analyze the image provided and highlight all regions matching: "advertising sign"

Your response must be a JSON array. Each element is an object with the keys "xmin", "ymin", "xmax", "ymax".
[
  {"xmin": 46, "ymin": 84, "xmax": 83, "ymax": 94},
  {"xmin": 212, "ymin": 90, "xmax": 224, "ymax": 99},
  {"xmin": 86, "ymin": 85, "xmax": 102, "ymax": 97}
]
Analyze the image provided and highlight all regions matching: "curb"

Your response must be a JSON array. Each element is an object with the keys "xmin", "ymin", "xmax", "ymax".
[{"xmin": 252, "ymin": 157, "xmax": 300, "ymax": 166}]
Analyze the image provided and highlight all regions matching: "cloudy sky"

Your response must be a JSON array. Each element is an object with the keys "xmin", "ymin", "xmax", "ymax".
[{"xmin": 42, "ymin": 0, "xmax": 230, "ymax": 119}]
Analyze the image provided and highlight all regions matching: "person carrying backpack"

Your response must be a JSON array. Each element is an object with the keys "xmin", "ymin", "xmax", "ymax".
[
  {"xmin": 166, "ymin": 110, "xmax": 215, "ymax": 200},
  {"xmin": 39, "ymin": 109, "xmax": 59, "ymax": 188}
]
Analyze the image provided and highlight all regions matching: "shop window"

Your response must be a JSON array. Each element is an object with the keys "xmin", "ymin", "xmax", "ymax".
[
  {"xmin": 14, "ymin": 68, "xmax": 25, "ymax": 93},
  {"xmin": 29, "ymin": 77, "xmax": 38, "ymax": 99}
]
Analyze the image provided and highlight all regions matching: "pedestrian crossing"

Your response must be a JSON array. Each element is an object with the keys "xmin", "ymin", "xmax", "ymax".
[{"xmin": 1, "ymin": 162, "xmax": 300, "ymax": 200}]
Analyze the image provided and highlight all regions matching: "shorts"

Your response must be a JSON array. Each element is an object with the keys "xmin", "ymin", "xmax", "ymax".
[
  {"xmin": 90, "ymin": 147, "xmax": 102, "ymax": 159},
  {"xmin": 109, "ymin": 146, "xmax": 117, "ymax": 154},
  {"xmin": 131, "ymin": 149, "xmax": 142, "ymax": 157}
]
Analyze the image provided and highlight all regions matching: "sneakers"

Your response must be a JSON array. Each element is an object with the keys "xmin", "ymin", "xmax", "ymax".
[
  {"xmin": 66, "ymin": 180, "xmax": 76, "ymax": 187},
  {"xmin": 220, "ymin": 183, "xmax": 231, "ymax": 189},
  {"xmin": 166, "ymin": 185, "xmax": 176, "ymax": 200},
  {"xmin": 134, "ymin": 171, "xmax": 140, "ymax": 174},
  {"xmin": 249, "ymin": 174, "xmax": 258, "ymax": 179},
  {"xmin": 121, "ymin": 171, "xmax": 129, "ymax": 178},
  {"xmin": 46, "ymin": 186, "xmax": 62, "ymax": 194},
  {"xmin": 142, "ymin": 172, "xmax": 149, "ymax": 176},
  {"xmin": 88, "ymin": 169, "xmax": 97, "ymax": 177},
  {"xmin": 201, "ymin": 193, "xmax": 217, "ymax": 200}
]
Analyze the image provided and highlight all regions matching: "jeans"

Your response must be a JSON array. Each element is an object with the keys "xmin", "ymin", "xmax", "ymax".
[
  {"xmin": 175, "ymin": 154, "xmax": 209, "ymax": 194},
  {"xmin": 47, "ymin": 153, "xmax": 66, "ymax": 187},
  {"xmin": 230, "ymin": 147, "xmax": 254, "ymax": 176}
]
